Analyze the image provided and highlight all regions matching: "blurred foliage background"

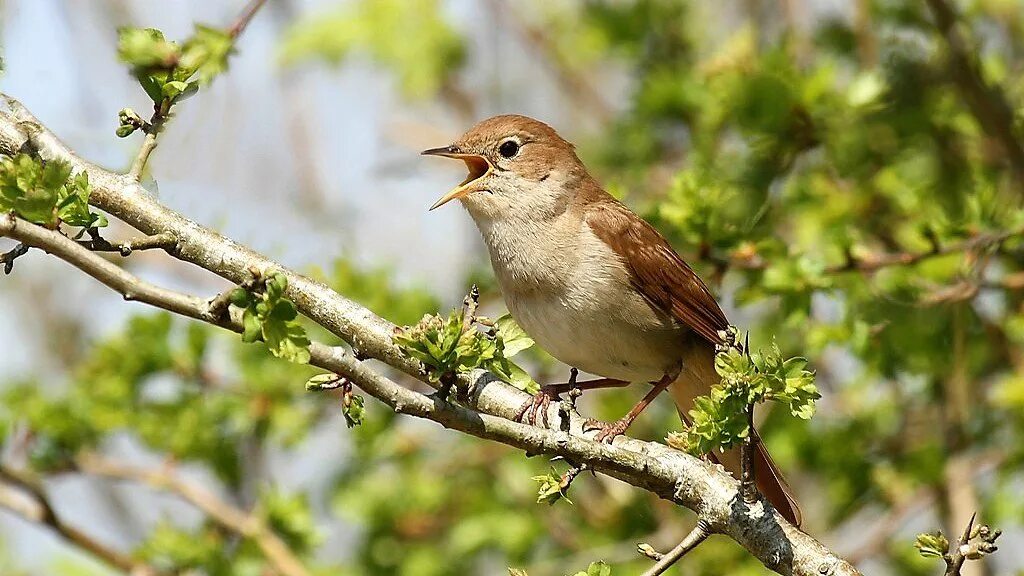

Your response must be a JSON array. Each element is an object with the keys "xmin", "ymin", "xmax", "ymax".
[{"xmin": 2, "ymin": 0, "xmax": 1024, "ymax": 575}]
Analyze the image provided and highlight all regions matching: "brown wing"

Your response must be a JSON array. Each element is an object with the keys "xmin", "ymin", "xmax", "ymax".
[{"xmin": 586, "ymin": 199, "xmax": 727, "ymax": 345}]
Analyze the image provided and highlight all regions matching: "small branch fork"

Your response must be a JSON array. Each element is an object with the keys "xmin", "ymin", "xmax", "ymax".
[
  {"xmin": 0, "ymin": 98, "xmax": 864, "ymax": 576},
  {"xmin": 638, "ymin": 519, "xmax": 713, "ymax": 576}
]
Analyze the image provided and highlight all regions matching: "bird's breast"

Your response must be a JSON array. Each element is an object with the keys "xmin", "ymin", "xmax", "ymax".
[{"xmin": 486, "ymin": 218, "xmax": 685, "ymax": 382}]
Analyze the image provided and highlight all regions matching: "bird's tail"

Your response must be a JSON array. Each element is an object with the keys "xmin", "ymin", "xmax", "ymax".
[{"xmin": 668, "ymin": 344, "xmax": 803, "ymax": 527}]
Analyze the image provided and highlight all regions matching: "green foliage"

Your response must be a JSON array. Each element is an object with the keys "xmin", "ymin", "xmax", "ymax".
[
  {"xmin": 531, "ymin": 467, "xmax": 573, "ymax": 506},
  {"xmin": 669, "ymin": 329, "xmax": 819, "ymax": 456},
  {"xmin": 258, "ymin": 488, "xmax": 322, "ymax": 554},
  {"xmin": 0, "ymin": 154, "xmax": 107, "ymax": 228},
  {"xmin": 394, "ymin": 311, "xmax": 538, "ymax": 394},
  {"xmin": 279, "ymin": 0, "xmax": 465, "ymax": 98},
  {"xmin": 233, "ymin": 273, "xmax": 311, "ymax": 364},
  {"xmin": 913, "ymin": 532, "xmax": 948, "ymax": 559},
  {"xmin": 117, "ymin": 24, "xmax": 233, "ymax": 106}
]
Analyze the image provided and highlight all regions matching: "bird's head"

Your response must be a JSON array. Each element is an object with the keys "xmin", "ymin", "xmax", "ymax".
[{"xmin": 422, "ymin": 115, "xmax": 586, "ymax": 223}]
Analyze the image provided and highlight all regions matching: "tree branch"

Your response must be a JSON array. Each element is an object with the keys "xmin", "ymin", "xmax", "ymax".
[
  {"xmin": 639, "ymin": 519, "xmax": 712, "ymax": 576},
  {"xmin": 127, "ymin": 0, "xmax": 268, "ymax": 181},
  {"xmin": 924, "ymin": 0, "xmax": 1024, "ymax": 188},
  {"xmin": 0, "ymin": 464, "xmax": 165, "ymax": 575},
  {"xmin": 716, "ymin": 226, "xmax": 1023, "ymax": 278},
  {"xmin": 78, "ymin": 229, "xmax": 178, "ymax": 256},
  {"xmin": 73, "ymin": 453, "xmax": 309, "ymax": 576},
  {"xmin": 0, "ymin": 97, "xmax": 862, "ymax": 576}
]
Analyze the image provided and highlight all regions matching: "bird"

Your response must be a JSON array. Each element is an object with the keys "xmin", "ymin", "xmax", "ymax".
[{"xmin": 422, "ymin": 114, "xmax": 801, "ymax": 526}]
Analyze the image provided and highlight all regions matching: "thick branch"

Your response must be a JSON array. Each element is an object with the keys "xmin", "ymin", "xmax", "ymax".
[
  {"xmin": 0, "ymin": 98, "xmax": 861, "ymax": 576},
  {"xmin": 74, "ymin": 453, "xmax": 309, "ymax": 576}
]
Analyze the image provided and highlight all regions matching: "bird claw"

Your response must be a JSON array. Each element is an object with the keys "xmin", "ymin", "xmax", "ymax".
[
  {"xmin": 514, "ymin": 387, "xmax": 559, "ymax": 428},
  {"xmin": 583, "ymin": 417, "xmax": 631, "ymax": 444}
]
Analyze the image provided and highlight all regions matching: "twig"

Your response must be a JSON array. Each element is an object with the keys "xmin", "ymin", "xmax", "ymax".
[
  {"xmin": 945, "ymin": 512, "xmax": 976, "ymax": 576},
  {"xmin": 0, "ymin": 97, "xmax": 864, "ymax": 576},
  {"xmin": 128, "ymin": 100, "xmax": 170, "ymax": 181},
  {"xmin": 79, "ymin": 229, "xmax": 178, "ymax": 256},
  {"xmin": 489, "ymin": 0, "xmax": 613, "ymax": 123},
  {"xmin": 715, "ymin": 226, "xmax": 1024, "ymax": 277},
  {"xmin": 0, "ymin": 213, "xmax": 218, "ymax": 322},
  {"xmin": 639, "ymin": 519, "xmax": 712, "ymax": 576},
  {"xmin": 924, "ymin": 0, "xmax": 1024, "ymax": 188},
  {"xmin": 74, "ymin": 453, "xmax": 310, "ymax": 576},
  {"xmin": 228, "ymin": 0, "xmax": 269, "ymax": 39},
  {"xmin": 740, "ymin": 402, "xmax": 757, "ymax": 504},
  {"xmin": 0, "ymin": 464, "xmax": 164, "ymax": 575},
  {"xmin": 128, "ymin": 0, "xmax": 268, "ymax": 181},
  {"xmin": 1, "ymin": 241, "xmax": 29, "ymax": 274}
]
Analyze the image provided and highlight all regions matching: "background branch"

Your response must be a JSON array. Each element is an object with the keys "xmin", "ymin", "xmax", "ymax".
[
  {"xmin": 74, "ymin": 453, "xmax": 310, "ymax": 576},
  {"xmin": 0, "ymin": 465, "xmax": 163, "ymax": 575}
]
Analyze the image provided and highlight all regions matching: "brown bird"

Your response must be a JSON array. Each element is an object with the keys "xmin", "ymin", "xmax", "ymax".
[{"xmin": 423, "ymin": 115, "xmax": 801, "ymax": 526}]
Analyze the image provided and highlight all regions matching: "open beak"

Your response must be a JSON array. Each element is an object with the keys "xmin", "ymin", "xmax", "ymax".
[{"xmin": 421, "ymin": 145, "xmax": 492, "ymax": 210}]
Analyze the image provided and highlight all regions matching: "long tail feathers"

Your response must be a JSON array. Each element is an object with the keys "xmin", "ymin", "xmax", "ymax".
[{"xmin": 668, "ymin": 344, "xmax": 803, "ymax": 527}]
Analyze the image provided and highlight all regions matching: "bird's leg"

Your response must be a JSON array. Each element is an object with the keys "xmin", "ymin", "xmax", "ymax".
[
  {"xmin": 514, "ymin": 367, "xmax": 629, "ymax": 428},
  {"xmin": 584, "ymin": 368, "xmax": 679, "ymax": 444}
]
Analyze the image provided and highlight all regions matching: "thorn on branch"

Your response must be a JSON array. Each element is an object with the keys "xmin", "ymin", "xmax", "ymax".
[
  {"xmin": 941, "ymin": 513, "xmax": 1001, "ymax": 576},
  {"xmin": 2, "ymin": 242, "xmax": 29, "ymax": 274},
  {"xmin": 639, "ymin": 519, "xmax": 712, "ymax": 576}
]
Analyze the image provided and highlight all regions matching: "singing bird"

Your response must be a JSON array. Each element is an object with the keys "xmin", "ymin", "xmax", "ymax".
[{"xmin": 423, "ymin": 115, "xmax": 801, "ymax": 526}]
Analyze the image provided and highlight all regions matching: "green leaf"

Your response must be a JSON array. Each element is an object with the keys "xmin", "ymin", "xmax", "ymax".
[
  {"xmin": 178, "ymin": 25, "xmax": 234, "ymax": 86},
  {"xmin": 117, "ymin": 27, "xmax": 179, "ymax": 69},
  {"xmin": 394, "ymin": 305, "xmax": 539, "ymax": 392},
  {"xmin": 532, "ymin": 468, "xmax": 572, "ymax": 506},
  {"xmin": 241, "ymin": 308, "xmax": 262, "ymax": 343},
  {"xmin": 914, "ymin": 532, "xmax": 949, "ymax": 558},
  {"xmin": 675, "ymin": 328, "xmax": 819, "ymax": 456},
  {"xmin": 343, "ymin": 392, "xmax": 364, "ymax": 428},
  {"xmin": 229, "ymin": 287, "xmax": 250, "ymax": 307},
  {"xmin": 494, "ymin": 314, "xmax": 535, "ymax": 357},
  {"xmin": 262, "ymin": 311, "xmax": 311, "ymax": 364},
  {"xmin": 305, "ymin": 373, "xmax": 342, "ymax": 391},
  {"xmin": 0, "ymin": 155, "xmax": 106, "ymax": 228}
]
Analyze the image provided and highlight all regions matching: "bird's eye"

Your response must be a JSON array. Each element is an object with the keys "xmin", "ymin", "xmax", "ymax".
[{"xmin": 498, "ymin": 139, "xmax": 520, "ymax": 159}]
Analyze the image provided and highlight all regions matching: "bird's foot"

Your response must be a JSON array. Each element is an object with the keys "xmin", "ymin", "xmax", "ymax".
[
  {"xmin": 583, "ymin": 416, "xmax": 633, "ymax": 444},
  {"xmin": 514, "ymin": 386, "xmax": 561, "ymax": 428}
]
